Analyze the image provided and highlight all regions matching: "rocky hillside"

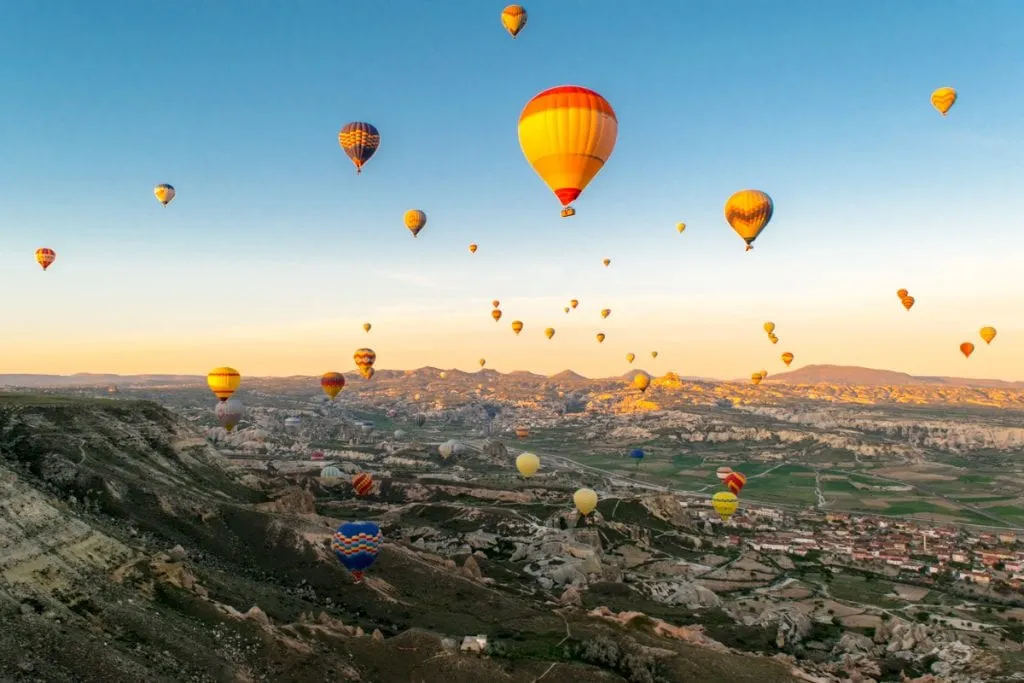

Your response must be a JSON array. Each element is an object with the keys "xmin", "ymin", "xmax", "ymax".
[{"xmin": 0, "ymin": 395, "xmax": 807, "ymax": 683}]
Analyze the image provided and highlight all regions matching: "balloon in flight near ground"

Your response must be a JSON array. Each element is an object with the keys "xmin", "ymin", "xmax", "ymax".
[
  {"xmin": 516, "ymin": 452, "xmax": 540, "ymax": 477},
  {"xmin": 751, "ymin": 372, "xmax": 763, "ymax": 386},
  {"xmin": 338, "ymin": 122, "xmax": 380, "ymax": 174},
  {"xmin": 518, "ymin": 86, "xmax": 617, "ymax": 217},
  {"xmin": 596, "ymin": 333, "xmax": 606, "ymax": 343},
  {"xmin": 353, "ymin": 349, "xmax": 376, "ymax": 379},
  {"xmin": 980, "ymin": 326, "xmax": 996, "ymax": 344},
  {"xmin": 215, "ymin": 397, "xmax": 244, "ymax": 432},
  {"xmin": 515, "ymin": 426, "xmax": 529, "ymax": 439},
  {"xmin": 930, "ymin": 87, "xmax": 957, "ymax": 117},
  {"xmin": 511, "ymin": 320, "xmax": 524, "ymax": 335},
  {"xmin": 573, "ymin": 488, "xmax": 598, "ymax": 516},
  {"xmin": 403, "ymin": 209, "xmax": 427, "ymax": 237},
  {"xmin": 154, "ymin": 183, "xmax": 176, "ymax": 206},
  {"xmin": 351, "ymin": 472, "xmax": 374, "ymax": 496},
  {"xmin": 633, "ymin": 371, "xmax": 651, "ymax": 393},
  {"xmin": 712, "ymin": 492, "xmax": 739, "ymax": 522},
  {"xmin": 544, "ymin": 327, "xmax": 555, "ymax": 339},
  {"xmin": 629, "ymin": 448, "xmax": 644, "ymax": 465},
  {"xmin": 626, "ymin": 353, "xmax": 635, "ymax": 363},
  {"xmin": 725, "ymin": 190, "xmax": 774, "ymax": 251},
  {"xmin": 207, "ymin": 367, "xmax": 241, "ymax": 401},
  {"xmin": 35, "ymin": 248, "xmax": 56, "ymax": 271},
  {"xmin": 901, "ymin": 296, "xmax": 915, "ymax": 311},
  {"xmin": 469, "ymin": 243, "xmax": 478, "ymax": 253},
  {"xmin": 321, "ymin": 372, "xmax": 346, "ymax": 400},
  {"xmin": 760, "ymin": 369, "xmax": 768, "ymax": 378},
  {"xmin": 500, "ymin": 4, "xmax": 527, "ymax": 38},
  {"xmin": 320, "ymin": 466, "xmax": 344, "ymax": 482},
  {"xmin": 331, "ymin": 521, "xmax": 382, "ymax": 583},
  {"xmin": 715, "ymin": 466, "xmax": 733, "ymax": 481},
  {"xmin": 960, "ymin": 342, "xmax": 975, "ymax": 359},
  {"xmin": 724, "ymin": 471, "xmax": 747, "ymax": 495},
  {"xmin": 781, "ymin": 352, "xmax": 794, "ymax": 367},
  {"xmin": 492, "ymin": 309, "xmax": 503, "ymax": 322}
]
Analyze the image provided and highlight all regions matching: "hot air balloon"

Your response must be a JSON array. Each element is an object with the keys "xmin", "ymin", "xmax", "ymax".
[
  {"xmin": 781, "ymin": 352, "xmax": 794, "ymax": 367},
  {"xmin": 403, "ymin": 209, "xmax": 427, "ymax": 238},
  {"xmin": 724, "ymin": 471, "xmax": 747, "ymax": 495},
  {"xmin": 760, "ymin": 369, "xmax": 768, "ymax": 379},
  {"xmin": 626, "ymin": 353, "xmax": 635, "ymax": 363},
  {"xmin": 511, "ymin": 320, "xmax": 524, "ymax": 335},
  {"xmin": 573, "ymin": 488, "xmax": 598, "ymax": 516},
  {"xmin": 563, "ymin": 307, "xmax": 570, "ymax": 314},
  {"xmin": 492, "ymin": 300, "xmax": 500, "ymax": 309},
  {"xmin": 602, "ymin": 258, "xmax": 611, "ymax": 267},
  {"xmin": 311, "ymin": 451, "xmax": 325, "ymax": 461},
  {"xmin": 492, "ymin": 309, "xmax": 503, "ymax": 322},
  {"xmin": 518, "ymin": 86, "xmax": 617, "ymax": 217},
  {"xmin": 751, "ymin": 372, "xmax": 763, "ymax": 386},
  {"xmin": 353, "ymin": 348, "xmax": 376, "ymax": 379},
  {"xmin": 321, "ymin": 466, "xmax": 345, "ymax": 482},
  {"xmin": 479, "ymin": 358, "xmax": 486, "ymax": 368},
  {"xmin": 570, "ymin": 299, "xmax": 579, "ymax": 309},
  {"xmin": 321, "ymin": 372, "xmax": 346, "ymax": 400},
  {"xmin": 711, "ymin": 492, "xmax": 738, "ymax": 522},
  {"xmin": 601, "ymin": 309, "xmax": 611, "ymax": 319},
  {"xmin": 896, "ymin": 288, "xmax": 908, "ymax": 299},
  {"xmin": 415, "ymin": 413, "xmax": 427, "ymax": 427},
  {"xmin": 338, "ymin": 122, "xmax": 380, "ymax": 174},
  {"xmin": 284, "ymin": 416, "xmax": 301, "ymax": 430},
  {"xmin": 725, "ymin": 190, "xmax": 774, "ymax": 251},
  {"xmin": 629, "ymin": 448, "xmax": 644, "ymax": 467},
  {"xmin": 331, "ymin": 521, "xmax": 382, "ymax": 583},
  {"xmin": 596, "ymin": 333, "xmax": 605, "ymax": 343},
  {"xmin": 35, "ymin": 248, "xmax": 56, "ymax": 271},
  {"xmin": 516, "ymin": 452, "xmax": 539, "ymax": 478},
  {"xmin": 901, "ymin": 296, "xmax": 915, "ymax": 311},
  {"xmin": 154, "ymin": 183, "xmax": 176, "ymax": 206},
  {"xmin": 364, "ymin": 368, "xmax": 375, "ymax": 380},
  {"xmin": 363, "ymin": 322, "xmax": 372, "ymax": 333},
  {"xmin": 501, "ymin": 4, "xmax": 527, "ymax": 38},
  {"xmin": 763, "ymin": 322, "xmax": 775, "ymax": 334},
  {"xmin": 545, "ymin": 327, "xmax": 555, "ymax": 339},
  {"xmin": 469, "ymin": 243, "xmax": 478, "ymax": 253},
  {"xmin": 515, "ymin": 427, "xmax": 530, "ymax": 439},
  {"xmin": 215, "ymin": 397, "xmax": 244, "ymax": 432},
  {"xmin": 715, "ymin": 466, "xmax": 733, "ymax": 481},
  {"xmin": 930, "ymin": 87, "xmax": 957, "ymax": 116},
  {"xmin": 633, "ymin": 372, "xmax": 651, "ymax": 393},
  {"xmin": 351, "ymin": 472, "xmax": 374, "ymax": 496},
  {"xmin": 676, "ymin": 222, "xmax": 686, "ymax": 234},
  {"xmin": 980, "ymin": 326, "xmax": 996, "ymax": 344},
  {"xmin": 651, "ymin": 351, "xmax": 658, "ymax": 359},
  {"xmin": 960, "ymin": 342, "xmax": 975, "ymax": 358},
  {"xmin": 207, "ymin": 367, "xmax": 241, "ymax": 401}
]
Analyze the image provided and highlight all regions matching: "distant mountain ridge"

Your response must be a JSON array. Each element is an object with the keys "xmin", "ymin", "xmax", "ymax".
[{"xmin": 767, "ymin": 364, "xmax": 1024, "ymax": 389}]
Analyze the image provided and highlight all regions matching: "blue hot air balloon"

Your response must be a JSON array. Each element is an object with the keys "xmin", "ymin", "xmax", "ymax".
[
  {"xmin": 331, "ymin": 521, "xmax": 382, "ymax": 583},
  {"xmin": 629, "ymin": 448, "xmax": 645, "ymax": 467}
]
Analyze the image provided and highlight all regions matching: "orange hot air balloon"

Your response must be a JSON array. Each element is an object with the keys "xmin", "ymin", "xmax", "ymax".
[
  {"xmin": 35, "ymin": 248, "xmax": 56, "ymax": 271},
  {"xmin": 960, "ymin": 342, "xmax": 975, "ymax": 359},
  {"xmin": 492, "ymin": 300, "xmax": 500, "ymax": 309},
  {"xmin": 351, "ymin": 472, "xmax": 374, "ymax": 496},
  {"xmin": 570, "ymin": 299, "xmax": 579, "ymax": 309},
  {"xmin": 321, "ymin": 372, "xmax": 346, "ymax": 400},
  {"xmin": 403, "ymin": 209, "xmax": 427, "ymax": 237},
  {"xmin": 602, "ymin": 258, "xmax": 611, "ymax": 267},
  {"xmin": 469, "ymin": 243, "xmax": 478, "ymax": 253},
  {"xmin": 601, "ymin": 308, "xmax": 610, "ymax": 319},
  {"xmin": 896, "ymin": 288, "xmax": 908, "ymax": 299},
  {"xmin": 519, "ymin": 86, "xmax": 618, "ymax": 217},
  {"xmin": 781, "ymin": 352, "xmax": 794, "ymax": 367},
  {"xmin": 596, "ymin": 333, "xmax": 605, "ymax": 343},
  {"xmin": 724, "ymin": 190, "xmax": 774, "ymax": 251},
  {"xmin": 751, "ymin": 372, "xmax": 763, "ymax": 386},
  {"xmin": 492, "ymin": 309, "xmax": 502, "ymax": 322},
  {"xmin": 901, "ymin": 296, "xmax": 915, "ymax": 311},
  {"xmin": 353, "ymin": 348, "xmax": 376, "ymax": 379},
  {"xmin": 515, "ymin": 427, "xmax": 530, "ymax": 439},
  {"xmin": 980, "ymin": 326, "xmax": 996, "ymax": 344},
  {"xmin": 544, "ymin": 327, "xmax": 555, "ymax": 339},
  {"xmin": 500, "ymin": 4, "xmax": 527, "ymax": 38},
  {"xmin": 511, "ymin": 320, "xmax": 524, "ymax": 335}
]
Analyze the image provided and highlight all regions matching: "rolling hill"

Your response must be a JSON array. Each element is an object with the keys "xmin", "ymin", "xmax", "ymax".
[{"xmin": 767, "ymin": 364, "xmax": 1024, "ymax": 388}]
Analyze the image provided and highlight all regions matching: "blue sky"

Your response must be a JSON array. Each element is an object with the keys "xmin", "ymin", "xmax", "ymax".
[{"xmin": 0, "ymin": 0, "xmax": 1021, "ymax": 379}]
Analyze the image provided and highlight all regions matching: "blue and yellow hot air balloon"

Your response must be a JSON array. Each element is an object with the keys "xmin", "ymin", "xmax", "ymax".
[
  {"xmin": 338, "ymin": 122, "xmax": 380, "ymax": 174},
  {"xmin": 331, "ymin": 521, "xmax": 382, "ymax": 583},
  {"xmin": 518, "ymin": 86, "xmax": 618, "ymax": 218}
]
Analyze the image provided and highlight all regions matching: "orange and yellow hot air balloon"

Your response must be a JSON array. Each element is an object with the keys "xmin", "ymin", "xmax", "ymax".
[
  {"xmin": 602, "ymin": 258, "xmax": 611, "ymax": 267},
  {"xmin": 781, "ymin": 352, "xmax": 794, "ymax": 367},
  {"xmin": 492, "ymin": 300, "xmax": 500, "ymax": 309},
  {"xmin": 207, "ymin": 367, "xmax": 241, "ymax": 402},
  {"xmin": 544, "ymin": 327, "xmax": 555, "ymax": 339},
  {"xmin": 901, "ymin": 296, "xmax": 915, "ymax": 311},
  {"xmin": 980, "ymin": 326, "xmax": 996, "ymax": 344},
  {"xmin": 362, "ymin": 322, "xmax": 371, "ymax": 333},
  {"xmin": 35, "ymin": 248, "xmax": 56, "ymax": 271},
  {"xmin": 338, "ymin": 122, "xmax": 380, "ymax": 174},
  {"xmin": 633, "ymin": 372, "xmax": 651, "ymax": 393},
  {"xmin": 751, "ymin": 372, "xmax": 763, "ymax": 386},
  {"xmin": 651, "ymin": 351, "xmax": 658, "ymax": 359},
  {"xmin": 511, "ymin": 320, "xmax": 524, "ymax": 335},
  {"xmin": 896, "ymin": 288, "xmax": 908, "ymax": 299},
  {"xmin": 763, "ymin": 322, "xmax": 775, "ymax": 334},
  {"xmin": 321, "ymin": 372, "xmax": 346, "ymax": 400},
  {"xmin": 469, "ymin": 243, "xmax": 478, "ymax": 254},
  {"xmin": 515, "ymin": 426, "xmax": 529, "ymax": 439},
  {"xmin": 596, "ymin": 333, "xmax": 605, "ymax": 343},
  {"xmin": 570, "ymin": 299, "xmax": 578, "ymax": 309},
  {"xmin": 725, "ymin": 190, "xmax": 774, "ymax": 251},
  {"xmin": 724, "ymin": 471, "xmax": 747, "ymax": 496},
  {"xmin": 354, "ymin": 348, "xmax": 376, "ymax": 379},
  {"xmin": 492, "ymin": 309, "xmax": 502, "ymax": 322},
  {"xmin": 960, "ymin": 342, "xmax": 975, "ymax": 359},
  {"xmin": 404, "ymin": 210, "xmax": 427, "ymax": 237},
  {"xmin": 625, "ymin": 353, "xmax": 635, "ymax": 364},
  {"xmin": 930, "ymin": 87, "xmax": 957, "ymax": 117},
  {"xmin": 479, "ymin": 358, "xmax": 487, "ymax": 368},
  {"xmin": 500, "ymin": 4, "xmax": 527, "ymax": 38},
  {"xmin": 601, "ymin": 308, "xmax": 611, "ymax": 319},
  {"xmin": 518, "ymin": 86, "xmax": 618, "ymax": 218},
  {"xmin": 564, "ymin": 307, "xmax": 570, "ymax": 314}
]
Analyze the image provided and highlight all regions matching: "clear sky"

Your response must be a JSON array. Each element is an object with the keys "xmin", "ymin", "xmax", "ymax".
[{"xmin": 0, "ymin": 0, "xmax": 1022, "ymax": 380}]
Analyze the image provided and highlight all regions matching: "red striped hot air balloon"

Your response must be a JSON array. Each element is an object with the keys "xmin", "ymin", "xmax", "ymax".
[
  {"xmin": 724, "ymin": 472, "xmax": 747, "ymax": 496},
  {"xmin": 320, "ymin": 372, "xmax": 346, "ymax": 400},
  {"xmin": 351, "ymin": 472, "xmax": 374, "ymax": 496},
  {"xmin": 35, "ymin": 248, "xmax": 56, "ymax": 271}
]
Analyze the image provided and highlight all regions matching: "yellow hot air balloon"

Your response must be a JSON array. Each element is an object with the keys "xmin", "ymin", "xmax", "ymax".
[
  {"xmin": 500, "ymin": 4, "xmax": 527, "ymax": 38},
  {"xmin": 901, "ymin": 295, "xmax": 915, "ymax": 311},
  {"xmin": 564, "ymin": 306, "xmax": 570, "ymax": 314},
  {"xmin": 516, "ymin": 452, "xmax": 540, "ymax": 477},
  {"xmin": 633, "ymin": 372, "xmax": 651, "ymax": 393},
  {"xmin": 207, "ymin": 367, "xmax": 241, "ymax": 402},
  {"xmin": 573, "ymin": 488, "xmax": 598, "ymax": 516},
  {"xmin": 980, "ymin": 326, "xmax": 996, "ymax": 344},
  {"xmin": 602, "ymin": 258, "xmax": 611, "ymax": 267},
  {"xmin": 781, "ymin": 352, "xmax": 794, "ymax": 367},
  {"xmin": 353, "ymin": 348, "xmax": 376, "ymax": 379},
  {"xmin": 403, "ymin": 209, "xmax": 427, "ymax": 237},
  {"xmin": 751, "ymin": 372, "xmax": 763, "ymax": 386},
  {"xmin": 768, "ymin": 334, "xmax": 779, "ymax": 344},
  {"xmin": 363, "ymin": 322, "xmax": 371, "ymax": 333},
  {"xmin": 896, "ymin": 288, "xmax": 908, "ymax": 299},
  {"xmin": 676, "ymin": 222, "xmax": 686, "ymax": 234},
  {"xmin": 321, "ymin": 372, "xmax": 346, "ymax": 400},
  {"xmin": 479, "ymin": 358, "xmax": 486, "ymax": 368},
  {"xmin": 596, "ymin": 332, "xmax": 605, "ymax": 343},
  {"xmin": 519, "ymin": 86, "xmax": 617, "ymax": 217},
  {"xmin": 469, "ymin": 243, "xmax": 478, "ymax": 253},
  {"xmin": 625, "ymin": 353, "xmax": 635, "ymax": 363},
  {"xmin": 570, "ymin": 299, "xmax": 579, "ymax": 309},
  {"xmin": 760, "ymin": 369, "xmax": 768, "ymax": 379},
  {"xmin": 651, "ymin": 351, "xmax": 658, "ymax": 359},
  {"xmin": 154, "ymin": 183, "xmax": 176, "ymax": 206},
  {"xmin": 601, "ymin": 308, "xmax": 610, "ymax": 319},
  {"xmin": 492, "ymin": 309, "xmax": 503, "ymax": 322},
  {"xmin": 725, "ymin": 190, "xmax": 774, "ymax": 251},
  {"xmin": 511, "ymin": 320, "xmax": 524, "ymax": 335},
  {"xmin": 931, "ymin": 87, "xmax": 957, "ymax": 117},
  {"xmin": 763, "ymin": 322, "xmax": 775, "ymax": 334},
  {"xmin": 492, "ymin": 300, "xmax": 500, "ymax": 309},
  {"xmin": 712, "ymin": 491, "xmax": 739, "ymax": 522},
  {"xmin": 960, "ymin": 342, "xmax": 975, "ymax": 359},
  {"xmin": 544, "ymin": 327, "xmax": 555, "ymax": 339}
]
